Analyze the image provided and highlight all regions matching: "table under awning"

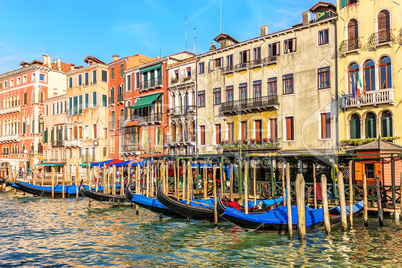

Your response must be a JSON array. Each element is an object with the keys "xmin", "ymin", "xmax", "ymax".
[{"xmin": 130, "ymin": 93, "xmax": 161, "ymax": 109}]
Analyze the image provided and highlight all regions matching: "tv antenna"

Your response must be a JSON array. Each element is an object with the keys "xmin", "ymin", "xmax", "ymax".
[
  {"xmin": 193, "ymin": 28, "xmax": 198, "ymax": 54},
  {"xmin": 185, "ymin": 16, "xmax": 188, "ymax": 51}
]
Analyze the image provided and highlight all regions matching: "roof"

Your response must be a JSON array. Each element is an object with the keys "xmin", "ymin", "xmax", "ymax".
[
  {"xmin": 167, "ymin": 57, "xmax": 196, "ymax": 69},
  {"xmin": 309, "ymin": 1, "xmax": 336, "ymax": 13},
  {"xmin": 213, "ymin": 33, "xmax": 239, "ymax": 43},
  {"xmin": 352, "ymin": 140, "xmax": 402, "ymax": 152},
  {"xmin": 84, "ymin": 55, "xmax": 107, "ymax": 65}
]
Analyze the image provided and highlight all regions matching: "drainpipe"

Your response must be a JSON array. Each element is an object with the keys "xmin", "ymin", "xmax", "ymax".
[
  {"xmin": 195, "ymin": 57, "xmax": 200, "ymax": 158},
  {"xmin": 334, "ymin": 19, "xmax": 339, "ymax": 153}
]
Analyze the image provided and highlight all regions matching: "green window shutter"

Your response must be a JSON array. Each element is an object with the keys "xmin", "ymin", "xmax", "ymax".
[
  {"xmin": 365, "ymin": 118, "xmax": 376, "ymax": 138},
  {"xmin": 79, "ymin": 95, "xmax": 83, "ymax": 114},
  {"xmin": 102, "ymin": 95, "xmax": 107, "ymax": 107},
  {"xmin": 341, "ymin": 0, "xmax": 347, "ymax": 8},
  {"xmin": 124, "ymin": 107, "xmax": 128, "ymax": 120},
  {"xmin": 382, "ymin": 117, "xmax": 392, "ymax": 137},
  {"xmin": 32, "ymin": 121, "xmax": 35, "ymax": 133},
  {"xmin": 51, "ymin": 128, "xmax": 54, "ymax": 141},
  {"xmin": 136, "ymin": 73, "xmax": 140, "ymax": 88},
  {"xmin": 43, "ymin": 130, "xmax": 46, "ymax": 143},
  {"xmin": 350, "ymin": 119, "xmax": 359, "ymax": 139},
  {"xmin": 93, "ymin": 92, "xmax": 97, "ymax": 107},
  {"xmin": 23, "ymin": 122, "xmax": 26, "ymax": 134},
  {"xmin": 69, "ymin": 98, "xmax": 72, "ymax": 115}
]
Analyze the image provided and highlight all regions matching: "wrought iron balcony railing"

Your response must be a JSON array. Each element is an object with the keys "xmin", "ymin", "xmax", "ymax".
[
  {"xmin": 167, "ymin": 105, "xmax": 196, "ymax": 116},
  {"xmin": 137, "ymin": 113, "xmax": 162, "ymax": 124},
  {"xmin": 220, "ymin": 138, "xmax": 281, "ymax": 151},
  {"xmin": 51, "ymin": 140, "xmax": 65, "ymax": 147},
  {"xmin": 221, "ymin": 96, "xmax": 279, "ymax": 114},
  {"xmin": 369, "ymin": 29, "xmax": 394, "ymax": 47},
  {"xmin": 339, "ymin": 38, "xmax": 361, "ymax": 54},
  {"xmin": 139, "ymin": 77, "xmax": 163, "ymax": 91}
]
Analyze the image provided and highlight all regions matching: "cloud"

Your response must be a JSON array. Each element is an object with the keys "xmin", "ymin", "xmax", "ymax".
[
  {"xmin": 189, "ymin": 0, "xmax": 218, "ymax": 21},
  {"xmin": 117, "ymin": 22, "xmax": 151, "ymax": 34}
]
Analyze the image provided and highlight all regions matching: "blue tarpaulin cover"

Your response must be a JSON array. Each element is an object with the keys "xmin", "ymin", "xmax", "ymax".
[
  {"xmin": 16, "ymin": 181, "xmax": 89, "ymax": 195},
  {"xmin": 131, "ymin": 194, "xmax": 169, "ymax": 209}
]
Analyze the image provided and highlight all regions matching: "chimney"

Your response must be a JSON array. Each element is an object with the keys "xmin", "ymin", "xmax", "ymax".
[
  {"xmin": 155, "ymin": 56, "xmax": 161, "ymax": 59},
  {"xmin": 210, "ymin": 42, "xmax": 216, "ymax": 51},
  {"xmin": 260, "ymin": 25, "xmax": 269, "ymax": 36},
  {"xmin": 302, "ymin": 11, "xmax": 310, "ymax": 25},
  {"xmin": 47, "ymin": 55, "xmax": 51, "ymax": 68},
  {"xmin": 57, "ymin": 58, "xmax": 61, "ymax": 71},
  {"xmin": 70, "ymin": 64, "xmax": 75, "ymax": 71},
  {"xmin": 43, "ymin": 54, "xmax": 48, "ymax": 66},
  {"xmin": 112, "ymin": 55, "xmax": 119, "ymax": 62}
]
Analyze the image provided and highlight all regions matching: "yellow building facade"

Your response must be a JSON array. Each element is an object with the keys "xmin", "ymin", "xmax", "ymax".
[
  {"xmin": 196, "ymin": 3, "xmax": 338, "ymax": 156},
  {"xmin": 337, "ymin": 0, "xmax": 402, "ymax": 150}
]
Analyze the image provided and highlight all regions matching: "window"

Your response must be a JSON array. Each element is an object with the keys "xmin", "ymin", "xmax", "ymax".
[
  {"xmin": 127, "ymin": 74, "xmax": 131, "ymax": 91},
  {"xmin": 102, "ymin": 94, "xmax": 107, "ymax": 107},
  {"xmin": 239, "ymin": 83, "xmax": 247, "ymax": 100},
  {"xmin": 347, "ymin": 19, "xmax": 358, "ymax": 50},
  {"xmin": 319, "ymin": 29, "xmax": 329, "ymax": 45},
  {"xmin": 3, "ymin": 81, "xmax": 7, "ymax": 88},
  {"xmin": 23, "ymin": 76, "xmax": 27, "ymax": 83},
  {"xmin": 239, "ymin": 50, "xmax": 250, "ymax": 64},
  {"xmin": 379, "ymin": 56, "xmax": 392, "ymax": 89},
  {"xmin": 186, "ymin": 67, "xmax": 191, "ymax": 78},
  {"xmin": 135, "ymin": 72, "xmax": 140, "ymax": 89},
  {"xmin": 365, "ymin": 163, "xmax": 374, "ymax": 179},
  {"xmin": 45, "ymin": 105, "xmax": 48, "ymax": 116},
  {"xmin": 284, "ymin": 38, "xmax": 296, "ymax": 54},
  {"xmin": 199, "ymin": 62, "xmax": 205, "ymax": 74},
  {"xmin": 84, "ymin": 72, "xmax": 89, "ymax": 86},
  {"xmin": 92, "ymin": 70, "xmax": 97, "ymax": 84},
  {"xmin": 79, "ymin": 95, "xmax": 82, "ymax": 114},
  {"xmin": 111, "ymin": 67, "xmax": 115, "ymax": 80},
  {"xmin": 93, "ymin": 92, "xmax": 97, "ymax": 107},
  {"xmin": 120, "ymin": 64, "xmax": 124, "ymax": 77},
  {"xmin": 255, "ymin": 120, "xmax": 262, "ymax": 140},
  {"xmin": 68, "ymin": 77, "xmax": 73, "ymax": 88},
  {"xmin": 348, "ymin": 63, "xmax": 360, "ymax": 95},
  {"xmin": 103, "ymin": 147, "xmax": 107, "ymax": 157},
  {"xmin": 198, "ymin": 90, "xmax": 205, "ymax": 107},
  {"xmin": 226, "ymin": 86, "xmax": 234, "ymax": 102},
  {"xmin": 111, "ymin": 111, "xmax": 115, "ymax": 129},
  {"xmin": 174, "ymin": 70, "xmax": 179, "ymax": 80},
  {"xmin": 93, "ymin": 124, "xmax": 97, "ymax": 139},
  {"xmin": 69, "ymin": 149, "xmax": 72, "ymax": 158},
  {"xmin": 269, "ymin": 118, "xmax": 278, "ymax": 139},
  {"xmin": 215, "ymin": 124, "xmax": 221, "ymax": 144},
  {"xmin": 213, "ymin": 88, "xmax": 221, "ymax": 105},
  {"xmin": 85, "ymin": 93, "xmax": 89, "ymax": 109},
  {"xmin": 17, "ymin": 77, "xmax": 21, "ymax": 85},
  {"xmin": 0, "ymin": 82, "xmax": 2, "ymax": 89},
  {"xmin": 283, "ymin": 74, "xmax": 294, "ymax": 94},
  {"xmin": 318, "ymin": 67, "xmax": 330, "ymax": 89},
  {"xmin": 253, "ymin": 47, "xmax": 261, "ymax": 61},
  {"xmin": 253, "ymin": 80, "xmax": 262, "ymax": 99},
  {"xmin": 228, "ymin": 123, "xmax": 234, "ymax": 141},
  {"xmin": 364, "ymin": 60, "xmax": 375, "ymax": 92},
  {"xmin": 200, "ymin": 125, "xmax": 205, "ymax": 145},
  {"xmin": 69, "ymin": 97, "xmax": 72, "ymax": 115},
  {"xmin": 285, "ymin": 116, "xmax": 295, "ymax": 141},
  {"xmin": 268, "ymin": 77, "xmax": 277, "ymax": 97},
  {"xmin": 365, "ymin": 112, "xmax": 376, "ymax": 138},
  {"xmin": 24, "ymin": 92, "xmax": 28, "ymax": 105},
  {"xmin": 321, "ymin": 113, "xmax": 331, "ymax": 139},
  {"xmin": 381, "ymin": 111, "xmax": 393, "ymax": 137},
  {"xmin": 103, "ymin": 128, "xmax": 108, "ymax": 139},
  {"xmin": 350, "ymin": 114, "xmax": 361, "ymax": 139},
  {"xmin": 78, "ymin": 74, "xmax": 82, "ymax": 86},
  {"xmin": 378, "ymin": 10, "xmax": 391, "ymax": 43},
  {"xmin": 101, "ymin": 70, "xmax": 108, "ymax": 82},
  {"xmin": 226, "ymin": 54, "xmax": 233, "ymax": 67},
  {"xmin": 210, "ymin": 58, "xmax": 222, "ymax": 71},
  {"xmin": 241, "ymin": 121, "xmax": 248, "ymax": 141},
  {"xmin": 341, "ymin": 0, "xmax": 358, "ymax": 8}
]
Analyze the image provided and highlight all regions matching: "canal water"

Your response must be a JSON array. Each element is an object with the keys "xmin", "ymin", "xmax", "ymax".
[{"xmin": 1, "ymin": 191, "xmax": 402, "ymax": 267}]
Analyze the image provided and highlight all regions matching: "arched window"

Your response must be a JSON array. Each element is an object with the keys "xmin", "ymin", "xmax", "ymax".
[
  {"xmin": 363, "ymin": 60, "xmax": 375, "ymax": 92},
  {"xmin": 110, "ymin": 87, "xmax": 115, "ymax": 103},
  {"xmin": 381, "ymin": 111, "xmax": 393, "ymax": 137},
  {"xmin": 347, "ymin": 19, "xmax": 359, "ymax": 50},
  {"xmin": 379, "ymin": 56, "xmax": 392, "ymax": 89},
  {"xmin": 60, "ymin": 101, "xmax": 63, "ymax": 113},
  {"xmin": 348, "ymin": 63, "xmax": 360, "ymax": 95},
  {"xmin": 38, "ymin": 143, "xmax": 43, "ymax": 154},
  {"xmin": 38, "ymin": 91, "xmax": 44, "ymax": 103},
  {"xmin": 350, "ymin": 114, "xmax": 361, "ymax": 139},
  {"xmin": 365, "ymin": 112, "xmax": 377, "ymax": 139},
  {"xmin": 378, "ymin": 10, "xmax": 391, "ymax": 43},
  {"xmin": 38, "ymin": 114, "xmax": 44, "ymax": 134}
]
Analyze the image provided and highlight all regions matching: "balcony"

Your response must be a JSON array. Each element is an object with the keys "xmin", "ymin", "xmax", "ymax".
[
  {"xmin": 249, "ymin": 59, "xmax": 263, "ymax": 69},
  {"xmin": 0, "ymin": 134, "xmax": 19, "ymax": 143},
  {"xmin": 222, "ymin": 65, "xmax": 235, "ymax": 75},
  {"xmin": 166, "ymin": 134, "xmax": 196, "ymax": 146},
  {"xmin": 81, "ymin": 155, "xmax": 95, "ymax": 162},
  {"xmin": 138, "ymin": 113, "xmax": 162, "ymax": 125},
  {"xmin": 167, "ymin": 105, "xmax": 196, "ymax": 117},
  {"xmin": 339, "ymin": 38, "xmax": 361, "ymax": 55},
  {"xmin": 65, "ymin": 139, "xmax": 82, "ymax": 148},
  {"xmin": 221, "ymin": 96, "xmax": 279, "ymax": 114},
  {"xmin": 341, "ymin": 89, "xmax": 395, "ymax": 109},
  {"xmin": 220, "ymin": 138, "xmax": 281, "ymax": 152},
  {"xmin": 139, "ymin": 77, "xmax": 163, "ymax": 91},
  {"xmin": 117, "ymin": 94, "xmax": 124, "ymax": 103},
  {"xmin": 0, "ymin": 105, "xmax": 21, "ymax": 115},
  {"xmin": 109, "ymin": 121, "xmax": 116, "ymax": 130},
  {"xmin": 108, "ymin": 96, "xmax": 115, "ymax": 106},
  {"xmin": 369, "ymin": 30, "xmax": 394, "ymax": 49},
  {"xmin": 121, "ymin": 144, "xmax": 141, "ymax": 152},
  {"xmin": 263, "ymin": 56, "xmax": 278, "ymax": 66},
  {"xmin": 182, "ymin": 76, "xmax": 192, "ymax": 82},
  {"xmin": 51, "ymin": 140, "xmax": 65, "ymax": 147},
  {"xmin": 234, "ymin": 62, "xmax": 249, "ymax": 72}
]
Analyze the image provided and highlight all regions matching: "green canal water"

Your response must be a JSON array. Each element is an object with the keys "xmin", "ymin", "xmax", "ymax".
[{"xmin": 1, "ymin": 191, "xmax": 402, "ymax": 267}]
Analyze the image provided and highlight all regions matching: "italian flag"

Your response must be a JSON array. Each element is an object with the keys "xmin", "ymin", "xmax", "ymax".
[{"xmin": 356, "ymin": 75, "xmax": 362, "ymax": 98}]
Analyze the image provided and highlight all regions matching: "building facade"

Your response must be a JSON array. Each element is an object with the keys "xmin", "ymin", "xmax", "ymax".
[
  {"xmin": 0, "ymin": 55, "xmax": 68, "ymax": 172},
  {"xmin": 196, "ymin": 3, "xmax": 337, "ymax": 156},
  {"xmin": 337, "ymin": 0, "xmax": 402, "ymax": 150}
]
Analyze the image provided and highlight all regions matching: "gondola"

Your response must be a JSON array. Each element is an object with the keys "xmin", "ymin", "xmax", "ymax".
[
  {"xmin": 79, "ymin": 181, "xmax": 131, "ymax": 206},
  {"xmin": 217, "ymin": 196, "xmax": 364, "ymax": 231},
  {"xmin": 125, "ymin": 185, "xmax": 184, "ymax": 218},
  {"xmin": 13, "ymin": 180, "xmax": 89, "ymax": 198},
  {"xmin": 157, "ymin": 185, "xmax": 218, "ymax": 222}
]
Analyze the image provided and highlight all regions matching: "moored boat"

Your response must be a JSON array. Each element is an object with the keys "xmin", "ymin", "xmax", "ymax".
[
  {"xmin": 13, "ymin": 180, "xmax": 89, "ymax": 198},
  {"xmin": 79, "ymin": 182, "xmax": 131, "ymax": 206}
]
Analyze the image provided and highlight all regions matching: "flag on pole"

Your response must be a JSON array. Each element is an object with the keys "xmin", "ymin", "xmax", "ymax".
[
  {"xmin": 356, "ymin": 74, "xmax": 362, "ymax": 98},
  {"xmin": 351, "ymin": 74, "xmax": 357, "ymax": 100}
]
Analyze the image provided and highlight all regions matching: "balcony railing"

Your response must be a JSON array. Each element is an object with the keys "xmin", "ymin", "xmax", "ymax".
[
  {"xmin": 121, "ymin": 144, "xmax": 141, "ymax": 152},
  {"xmin": 220, "ymin": 138, "xmax": 281, "ymax": 151},
  {"xmin": 234, "ymin": 62, "xmax": 249, "ymax": 72},
  {"xmin": 263, "ymin": 56, "xmax": 278, "ymax": 65},
  {"xmin": 139, "ymin": 77, "xmax": 163, "ymax": 91},
  {"xmin": 222, "ymin": 65, "xmax": 235, "ymax": 74},
  {"xmin": 0, "ymin": 105, "xmax": 21, "ymax": 115},
  {"xmin": 369, "ymin": 29, "xmax": 394, "ymax": 47},
  {"xmin": 51, "ymin": 140, "xmax": 65, "ymax": 147},
  {"xmin": 221, "ymin": 96, "xmax": 279, "ymax": 114},
  {"xmin": 249, "ymin": 58, "xmax": 263, "ymax": 68},
  {"xmin": 339, "ymin": 38, "xmax": 361, "ymax": 54},
  {"xmin": 0, "ymin": 134, "xmax": 19, "ymax": 143},
  {"xmin": 109, "ymin": 121, "xmax": 116, "ymax": 130},
  {"xmin": 108, "ymin": 96, "xmax": 115, "ymax": 105},
  {"xmin": 117, "ymin": 94, "xmax": 124, "ymax": 103},
  {"xmin": 341, "ymin": 89, "xmax": 395, "ymax": 109},
  {"xmin": 137, "ymin": 113, "xmax": 162, "ymax": 124},
  {"xmin": 167, "ymin": 105, "xmax": 196, "ymax": 116},
  {"xmin": 81, "ymin": 155, "xmax": 95, "ymax": 162},
  {"xmin": 65, "ymin": 139, "xmax": 82, "ymax": 148}
]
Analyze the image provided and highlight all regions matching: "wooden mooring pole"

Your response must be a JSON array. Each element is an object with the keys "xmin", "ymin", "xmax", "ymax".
[
  {"xmin": 337, "ymin": 172, "xmax": 347, "ymax": 231},
  {"xmin": 75, "ymin": 164, "xmax": 79, "ymax": 201},
  {"xmin": 313, "ymin": 163, "xmax": 317, "ymax": 209},
  {"xmin": 349, "ymin": 160, "xmax": 354, "ymax": 228},
  {"xmin": 213, "ymin": 164, "xmax": 218, "ymax": 225},
  {"xmin": 282, "ymin": 164, "xmax": 286, "ymax": 206},
  {"xmin": 286, "ymin": 163, "xmax": 293, "ymax": 238},
  {"xmin": 62, "ymin": 166, "xmax": 65, "ymax": 199},
  {"xmin": 229, "ymin": 164, "xmax": 234, "ymax": 202},
  {"xmin": 321, "ymin": 174, "xmax": 331, "ymax": 235},
  {"xmin": 295, "ymin": 174, "xmax": 306, "ymax": 239},
  {"xmin": 363, "ymin": 174, "xmax": 368, "ymax": 227},
  {"xmin": 244, "ymin": 161, "xmax": 249, "ymax": 215},
  {"xmin": 376, "ymin": 175, "xmax": 384, "ymax": 227},
  {"xmin": 51, "ymin": 166, "xmax": 55, "ymax": 199}
]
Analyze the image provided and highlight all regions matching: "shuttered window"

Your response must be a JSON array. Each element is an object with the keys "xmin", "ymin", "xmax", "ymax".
[
  {"xmin": 285, "ymin": 117, "xmax": 294, "ymax": 141},
  {"xmin": 215, "ymin": 124, "xmax": 221, "ymax": 144},
  {"xmin": 228, "ymin": 123, "xmax": 234, "ymax": 141},
  {"xmin": 350, "ymin": 115, "xmax": 361, "ymax": 139},
  {"xmin": 381, "ymin": 112, "xmax": 392, "ymax": 138},
  {"xmin": 241, "ymin": 121, "xmax": 247, "ymax": 141},
  {"xmin": 321, "ymin": 113, "xmax": 331, "ymax": 139},
  {"xmin": 200, "ymin": 126, "xmax": 205, "ymax": 145},
  {"xmin": 255, "ymin": 120, "xmax": 262, "ymax": 140},
  {"xmin": 365, "ymin": 113, "xmax": 376, "ymax": 139},
  {"xmin": 269, "ymin": 118, "xmax": 277, "ymax": 139}
]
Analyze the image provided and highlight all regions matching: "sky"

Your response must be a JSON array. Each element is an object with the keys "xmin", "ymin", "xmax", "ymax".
[{"xmin": 0, "ymin": 0, "xmax": 336, "ymax": 73}]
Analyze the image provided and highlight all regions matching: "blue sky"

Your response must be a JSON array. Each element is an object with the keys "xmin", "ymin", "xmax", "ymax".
[{"xmin": 0, "ymin": 0, "xmax": 336, "ymax": 73}]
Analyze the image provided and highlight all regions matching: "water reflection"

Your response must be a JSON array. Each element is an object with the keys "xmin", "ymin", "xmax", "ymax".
[{"xmin": 1, "ymin": 191, "xmax": 402, "ymax": 267}]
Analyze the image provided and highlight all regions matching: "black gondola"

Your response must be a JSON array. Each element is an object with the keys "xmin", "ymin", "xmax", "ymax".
[
  {"xmin": 125, "ymin": 185, "xmax": 184, "ymax": 218},
  {"xmin": 13, "ymin": 180, "xmax": 85, "ymax": 198},
  {"xmin": 79, "ymin": 181, "xmax": 132, "ymax": 206},
  {"xmin": 156, "ymin": 186, "xmax": 217, "ymax": 222}
]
